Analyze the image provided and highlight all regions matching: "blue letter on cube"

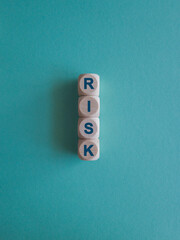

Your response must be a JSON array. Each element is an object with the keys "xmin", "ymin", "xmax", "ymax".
[
  {"xmin": 84, "ymin": 122, "xmax": 93, "ymax": 134},
  {"xmin": 84, "ymin": 145, "xmax": 94, "ymax": 156},
  {"xmin": 84, "ymin": 78, "xmax": 94, "ymax": 90}
]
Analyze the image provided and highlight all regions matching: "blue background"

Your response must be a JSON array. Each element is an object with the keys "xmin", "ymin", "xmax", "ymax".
[{"xmin": 0, "ymin": 0, "xmax": 180, "ymax": 239}]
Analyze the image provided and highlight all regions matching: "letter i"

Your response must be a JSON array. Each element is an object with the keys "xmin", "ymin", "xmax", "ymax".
[{"xmin": 87, "ymin": 100, "xmax": 91, "ymax": 112}]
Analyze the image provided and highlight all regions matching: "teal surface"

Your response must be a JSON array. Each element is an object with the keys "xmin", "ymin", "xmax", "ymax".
[{"xmin": 0, "ymin": 0, "xmax": 180, "ymax": 239}]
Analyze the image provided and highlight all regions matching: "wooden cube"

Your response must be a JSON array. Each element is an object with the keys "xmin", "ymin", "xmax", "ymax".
[
  {"xmin": 78, "ymin": 96, "xmax": 100, "ymax": 117},
  {"xmin": 78, "ymin": 118, "xmax": 99, "ymax": 139},
  {"xmin": 78, "ymin": 73, "xmax": 100, "ymax": 96},
  {"xmin": 78, "ymin": 139, "xmax": 100, "ymax": 161}
]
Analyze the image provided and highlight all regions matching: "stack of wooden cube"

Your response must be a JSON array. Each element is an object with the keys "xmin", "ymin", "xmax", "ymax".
[{"xmin": 78, "ymin": 74, "xmax": 100, "ymax": 161}]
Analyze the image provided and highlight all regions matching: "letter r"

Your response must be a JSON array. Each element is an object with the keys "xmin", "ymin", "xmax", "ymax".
[{"xmin": 84, "ymin": 78, "xmax": 94, "ymax": 89}]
